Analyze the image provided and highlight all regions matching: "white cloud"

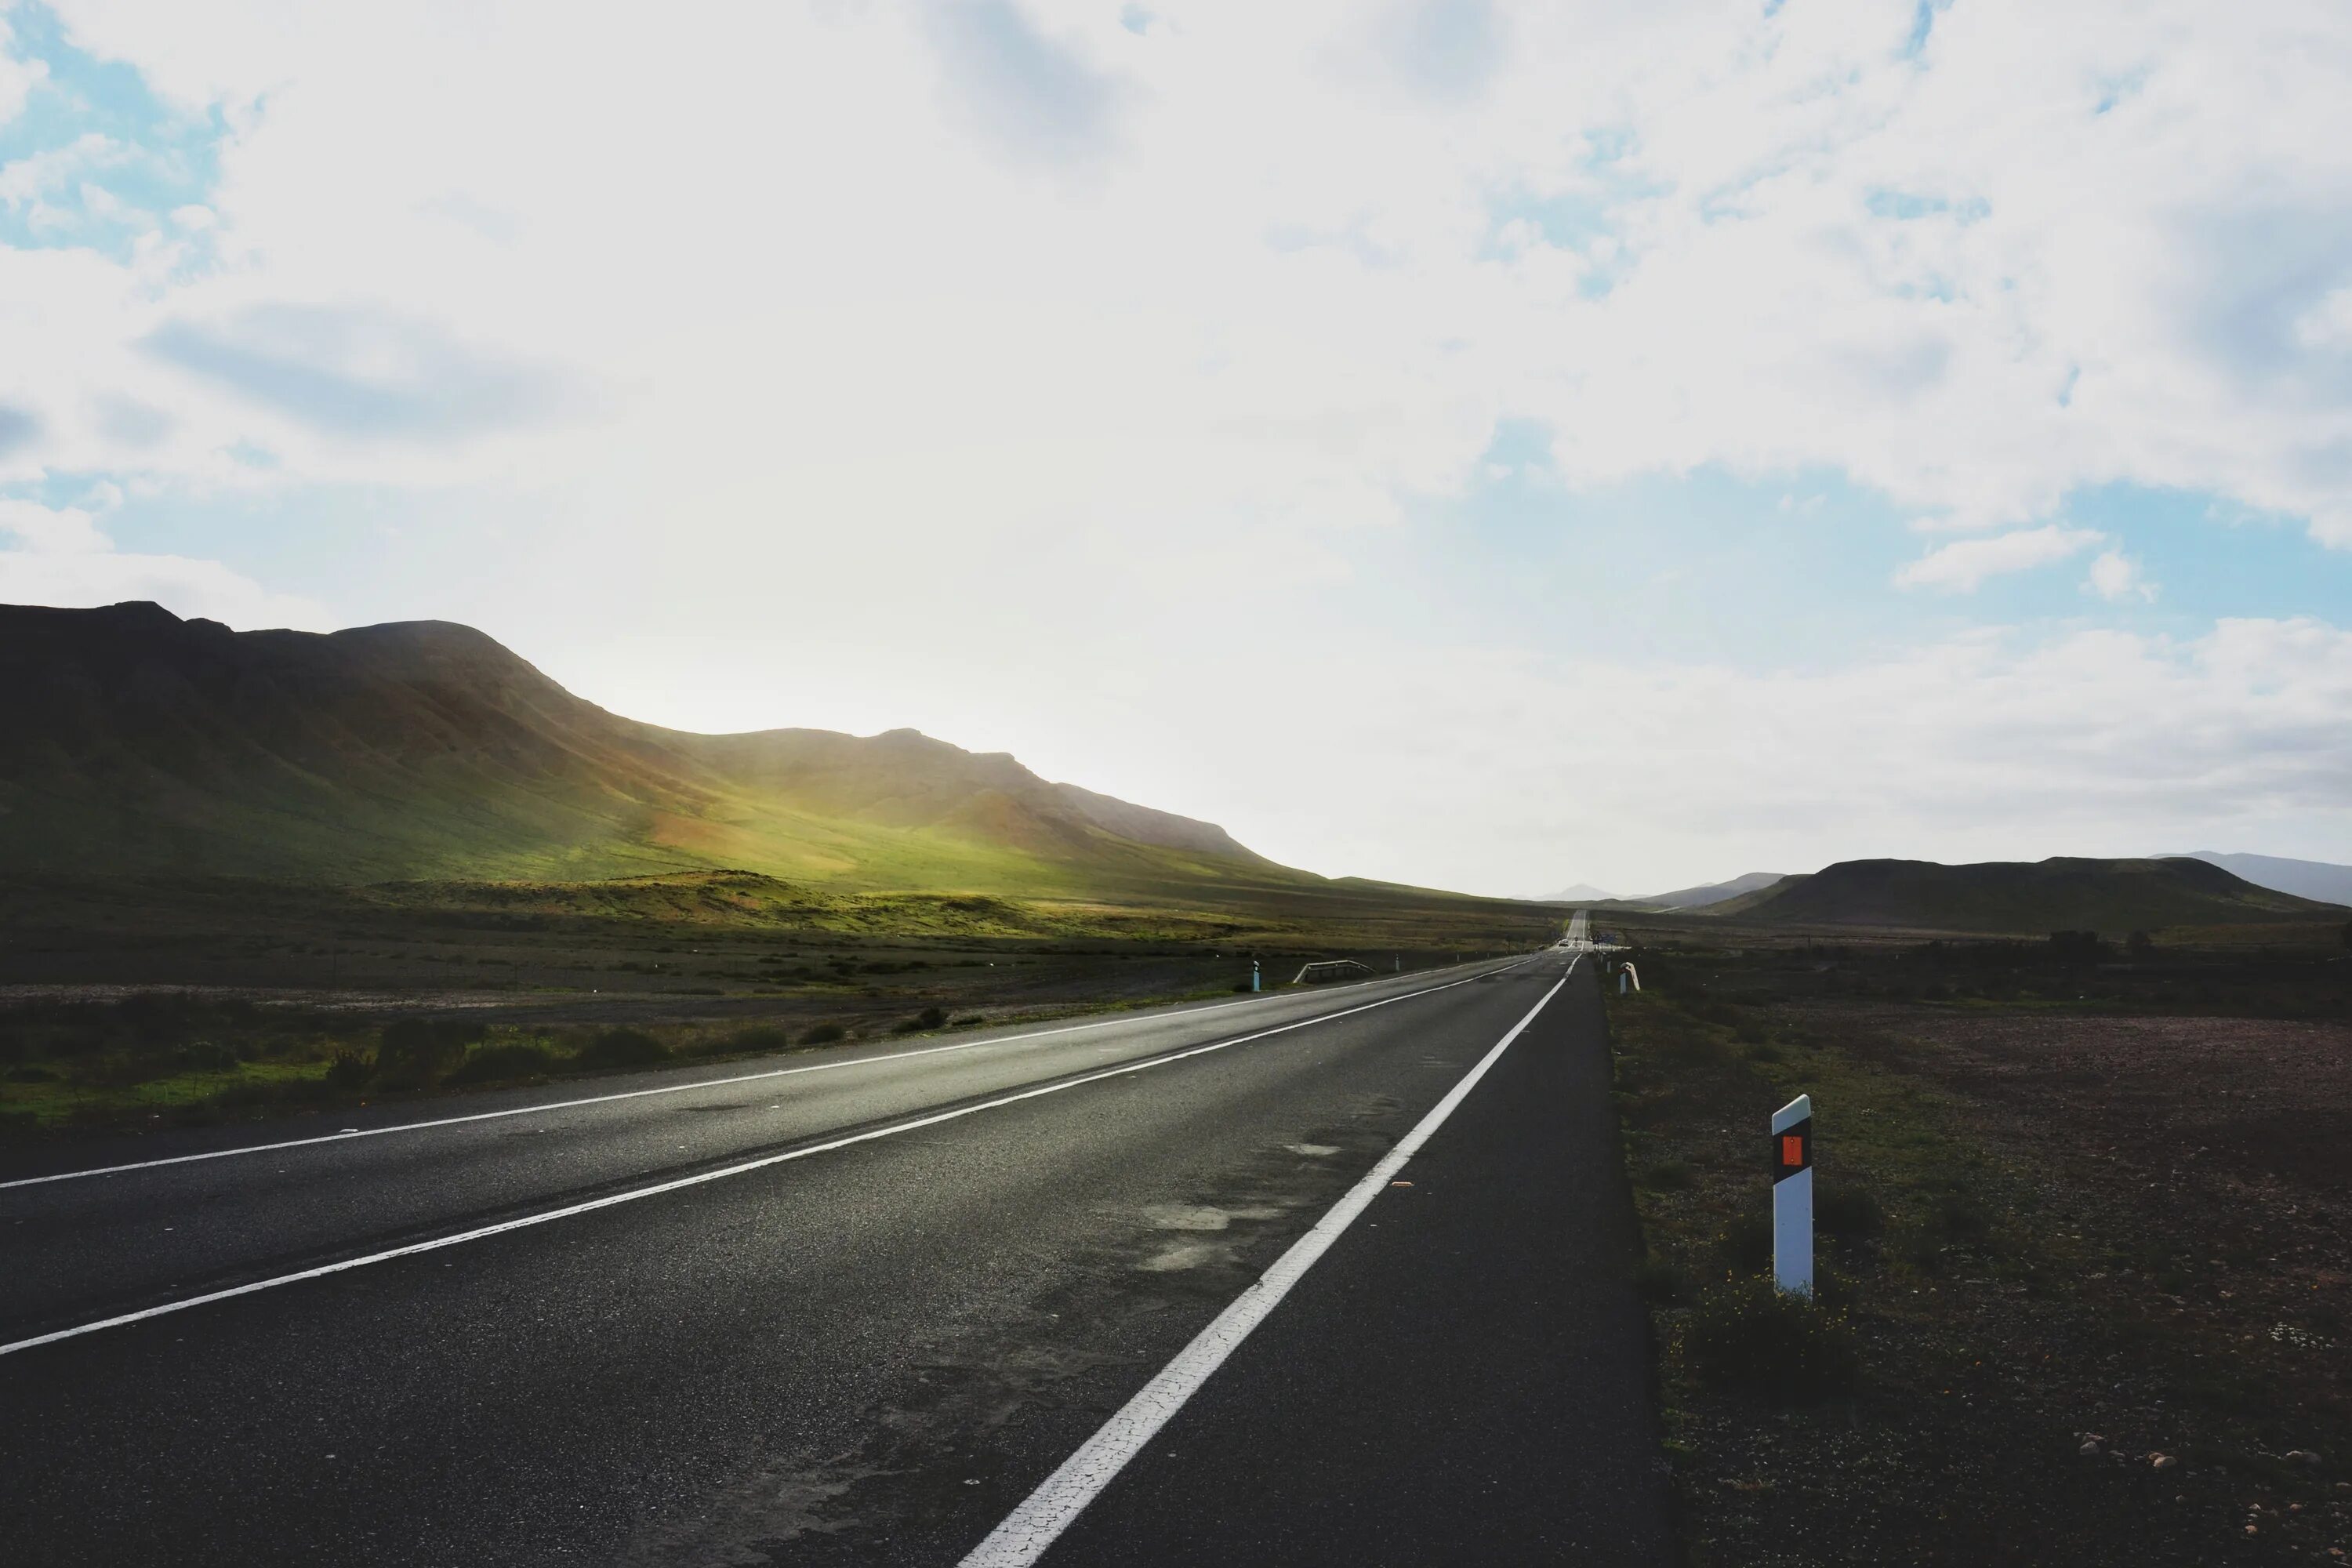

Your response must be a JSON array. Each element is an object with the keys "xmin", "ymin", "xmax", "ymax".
[
  {"xmin": 0, "ymin": 497, "xmax": 110, "ymax": 552},
  {"xmin": 0, "ymin": 0, "xmax": 2341, "ymax": 551},
  {"xmin": 1895, "ymin": 525, "xmax": 2103, "ymax": 592},
  {"xmin": 0, "ymin": 133, "xmax": 122, "ymax": 211},
  {"xmin": 1196, "ymin": 618, "xmax": 2352, "ymax": 895},
  {"xmin": 2294, "ymin": 286, "xmax": 2352, "ymax": 351},
  {"xmin": 0, "ymin": 497, "xmax": 328, "ymax": 627},
  {"xmin": 4, "ymin": 0, "xmax": 2352, "ymax": 888},
  {"xmin": 2085, "ymin": 547, "xmax": 2158, "ymax": 602},
  {"xmin": 0, "ymin": 19, "xmax": 46, "ymax": 128}
]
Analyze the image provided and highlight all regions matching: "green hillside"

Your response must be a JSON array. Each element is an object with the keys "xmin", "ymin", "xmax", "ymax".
[
  {"xmin": 1713, "ymin": 856, "xmax": 2344, "ymax": 935},
  {"xmin": 0, "ymin": 601, "xmax": 1316, "ymax": 901}
]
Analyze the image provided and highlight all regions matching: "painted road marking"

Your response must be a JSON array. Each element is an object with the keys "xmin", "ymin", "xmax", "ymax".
[
  {"xmin": 959, "ymin": 959, "xmax": 1577, "ymax": 1568},
  {"xmin": 0, "ymin": 960, "xmax": 1516, "ymax": 1192},
  {"xmin": 0, "ymin": 961, "xmax": 1542, "ymax": 1358}
]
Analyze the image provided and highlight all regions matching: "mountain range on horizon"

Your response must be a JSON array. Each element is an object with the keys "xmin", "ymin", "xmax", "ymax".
[
  {"xmin": 1688, "ymin": 856, "xmax": 2345, "ymax": 934},
  {"xmin": 1533, "ymin": 872, "xmax": 1793, "ymax": 909},
  {"xmin": 9, "ymin": 602, "xmax": 2350, "ymax": 939},
  {"xmin": 2154, "ymin": 851, "xmax": 2352, "ymax": 909},
  {"xmin": 1553, "ymin": 855, "xmax": 2352, "ymax": 921},
  {"xmin": 0, "ymin": 601, "xmax": 1312, "ymax": 900}
]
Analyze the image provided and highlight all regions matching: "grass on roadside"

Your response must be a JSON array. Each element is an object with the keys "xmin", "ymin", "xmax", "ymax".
[{"xmin": 1605, "ymin": 977, "xmax": 2352, "ymax": 1566}]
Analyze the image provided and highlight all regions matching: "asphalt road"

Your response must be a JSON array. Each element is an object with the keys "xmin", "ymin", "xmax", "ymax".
[{"xmin": 0, "ymin": 950, "xmax": 1668, "ymax": 1566}]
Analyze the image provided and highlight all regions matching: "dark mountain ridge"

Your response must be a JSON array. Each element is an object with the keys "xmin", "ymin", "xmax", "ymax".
[
  {"xmin": 1708, "ymin": 856, "xmax": 2343, "ymax": 934},
  {"xmin": 2156, "ymin": 851, "xmax": 2352, "ymax": 909},
  {"xmin": 0, "ymin": 602, "xmax": 1287, "ymax": 891}
]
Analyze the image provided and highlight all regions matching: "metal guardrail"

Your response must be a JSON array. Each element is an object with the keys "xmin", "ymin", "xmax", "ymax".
[{"xmin": 1292, "ymin": 959, "xmax": 1375, "ymax": 984}]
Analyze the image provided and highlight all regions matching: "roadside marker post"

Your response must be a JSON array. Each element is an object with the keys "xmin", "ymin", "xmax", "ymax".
[
  {"xmin": 1771, "ymin": 1094, "xmax": 1813, "ymax": 1297},
  {"xmin": 1618, "ymin": 963, "xmax": 1641, "ymax": 994},
  {"xmin": 1250, "ymin": 959, "xmax": 1261, "ymax": 993}
]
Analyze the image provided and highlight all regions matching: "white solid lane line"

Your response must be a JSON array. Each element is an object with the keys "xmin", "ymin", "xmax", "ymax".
[
  {"xmin": 0, "ymin": 962, "xmax": 1534, "ymax": 1358},
  {"xmin": 0, "ymin": 960, "xmax": 1514, "ymax": 1192},
  {"xmin": 959, "ymin": 957, "xmax": 1577, "ymax": 1568}
]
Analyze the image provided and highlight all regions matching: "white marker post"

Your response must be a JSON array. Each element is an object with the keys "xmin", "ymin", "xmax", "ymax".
[
  {"xmin": 1771, "ymin": 1094, "xmax": 1813, "ymax": 1297},
  {"xmin": 1618, "ymin": 963, "xmax": 1641, "ymax": 994},
  {"xmin": 1250, "ymin": 959, "xmax": 1261, "ymax": 993}
]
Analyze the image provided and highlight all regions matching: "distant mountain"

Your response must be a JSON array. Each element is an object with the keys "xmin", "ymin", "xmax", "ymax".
[
  {"xmin": 1615, "ymin": 871, "xmax": 1791, "ymax": 910},
  {"xmin": 0, "ymin": 602, "xmax": 1297, "ymax": 894},
  {"xmin": 1531, "ymin": 883, "xmax": 1617, "ymax": 903},
  {"xmin": 1711, "ymin": 856, "xmax": 2343, "ymax": 935},
  {"xmin": 2157, "ymin": 851, "xmax": 2352, "ymax": 909}
]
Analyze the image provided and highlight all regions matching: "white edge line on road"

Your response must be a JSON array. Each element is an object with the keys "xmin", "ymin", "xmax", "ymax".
[
  {"xmin": 957, "ymin": 958, "xmax": 1578, "ymax": 1568},
  {"xmin": 0, "ymin": 960, "xmax": 1513, "ymax": 1192},
  {"xmin": 0, "ymin": 959, "xmax": 1548, "ymax": 1358}
]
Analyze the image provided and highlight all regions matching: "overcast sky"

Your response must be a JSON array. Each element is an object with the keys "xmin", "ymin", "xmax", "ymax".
[{"xmin": 4, "ymin": 0, "xmax": 2350, "ymax": 897}]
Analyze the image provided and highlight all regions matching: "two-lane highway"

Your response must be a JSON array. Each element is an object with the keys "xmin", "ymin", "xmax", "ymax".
[{"xmin": 1, "ymin": 950, "xmax": 1668, "ymax": 1565}]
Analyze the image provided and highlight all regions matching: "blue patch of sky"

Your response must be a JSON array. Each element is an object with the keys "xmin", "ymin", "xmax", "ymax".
[
  {"xmin": 1481, "ymin": 137, "xmax": 1662, "ymax": 294},
  {"xmin": 77, "ymin": 475, "xmax": 549, "ymax": 626},
  {"xmin": 2059, "ymin": 483, "xmax": 2352, "ymax": 626},
  {"xmin": 1345, "ymin": 427, "xmax": 2352, "ymax": 675},
  {"xmin": 1903, "ymin": 0, "xmax": 1952, "ymax": 59},
  {"xmin": 1486, "ymin": 190, "xmax": 1613, "ymax": 250},
  {"xmin": 1864, "ymin": 190, "xmax": 1987, "ymax": 224},
  {"xmin": 1118, "ymin": 5, "xmax": 1155, "ymax": 35},
  {"xmin": 924, "ymin": 0, "xmax": 1120, "ymax": 167},
  {"xmin": 0, "ymin": 2, "xmax": 227, "ymax": 263},
  {"xmin": 2093, "ymin": 70, "xmax": 2147, "ymax": 115},
  {"xmin": 1584, "ymin": 125, "xmax": 1639, "ymax": 165}
]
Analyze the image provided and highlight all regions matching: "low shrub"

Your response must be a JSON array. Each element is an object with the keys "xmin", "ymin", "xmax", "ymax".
[
  {"xmin": 375, "ymin": 1018, "xmax": 488, "ymax": 1088},
  {"xmin": 322, "ymin": 1050, "xmax": 372, "ymax": 1090},
  {"xmin": 800, "ymin": 1022, "xmax": 847, "ymax": 1047},
  {"xmin": 891, "ymin": 1006, "xmax": 948, "ymax": 1036},
  {"xmin": 1675, "ymin": 1274, "xmax": 1860, "ymax": 1399},
  {"xmin": 445, "ymin": 1040, "xmax": 561, "ymax": 1085},
  {"xmin": 949, "ymin": 1014, "xmax": 985, "ymax": 1027},
  {"xmin": 572, "ymin": 1029, "xmax": 669, "ymax": 1070}
]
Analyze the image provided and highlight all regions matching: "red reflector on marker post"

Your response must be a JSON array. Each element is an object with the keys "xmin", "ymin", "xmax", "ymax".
[{"xmin": 1770, "ymin": 1094, "xmax": 1813, "ymax": 1297}]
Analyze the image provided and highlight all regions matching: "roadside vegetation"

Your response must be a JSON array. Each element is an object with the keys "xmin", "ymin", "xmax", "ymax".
[
  {"xmin": 1603, "ymin": 927, "xmax": 2350, "ymax": 1565},
  {"xmin": 0, "ymin": 982, "xmax": 1274, "ymax": 1136},
  {"xmin": 0, "ymin": 872, "xmax": 1548, "ymax": 1140}
]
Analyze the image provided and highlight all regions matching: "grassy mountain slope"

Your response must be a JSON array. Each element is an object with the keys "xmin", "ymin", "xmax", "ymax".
[
  {"xmin": 0, "ymin": 602, "xmax": 1316, "ymax": 898},
  {"xmin": 2159, "ymin": 851, "xmax": 2352, "ymax": 908},
  {"xmin": 1713, "ymin": 856, "xmax": 2343, "ymax": 934}
]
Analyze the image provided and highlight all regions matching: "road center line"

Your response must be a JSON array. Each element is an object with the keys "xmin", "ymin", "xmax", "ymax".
[
  {"xmin": 0, "ymin": 961, "xmax": 1508, "ymax": 1192},
  {"xmin": 957, "ymin": 958, "xmax": 1577, "ymax": 1568},
  {"xmin": 0, "ymin": 961, "xmax": 1536, "ymax": 1358}
]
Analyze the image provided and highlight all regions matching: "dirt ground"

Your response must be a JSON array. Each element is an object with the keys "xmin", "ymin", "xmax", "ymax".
[{"xmin": 1609, "ymin": 971, "xmax": 2352, "ymax": 1566}]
